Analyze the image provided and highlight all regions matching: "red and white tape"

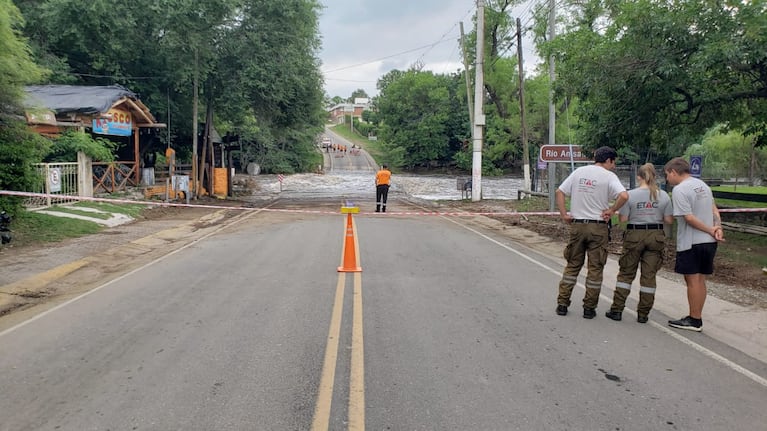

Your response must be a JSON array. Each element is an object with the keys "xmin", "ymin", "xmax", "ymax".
[{"xmin": 2, "ymin": 190, "xmax": 765, "ymax": 217}]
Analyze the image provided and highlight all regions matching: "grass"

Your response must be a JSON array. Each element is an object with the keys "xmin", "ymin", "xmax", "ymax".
[
  {"xmin": 715, "ymin": 198, "xmax": 767, "ymax": 209},
  {"xmin": 5, "ymin": 201, "xmax": 148, "ymax": 247},
  {"xmin": 711, "ymin": 185, "xmax": 767, "ymax": 194},
  {"xmin": 45, "ymin": 206, "xmax": 112, "ymax": 220},
  {"xmin": 10, "ymin": 211, "xmax": 102, "ymax": 245},
  {"xmin": 74, "ymin": 201, "xmax": 146, "ymax": 218},
  {"xmin": 711, "ymin": 185, "xmax": 767, "ymax": 209},
  {"xmin": 329, "ymin": 124, "xmax": 387, "ymax": 163},
  {"xmin": 716, "ymin": 231, "xmax": 767, "ymax": 268}
]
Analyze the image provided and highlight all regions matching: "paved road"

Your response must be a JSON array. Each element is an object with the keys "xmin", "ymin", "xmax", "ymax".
[
  {"xmin": 322, "ymin": 128, "xmax": 379, "ymax": 173},
  {"xmin": 0, "ymin": 199, "xmax": 765, "ymax": 430}
]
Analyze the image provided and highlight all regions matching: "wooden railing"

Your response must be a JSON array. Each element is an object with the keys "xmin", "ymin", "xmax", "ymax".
[{"xmin": 92, "ymin": 161, "xmax": 138, "ymax": 193}]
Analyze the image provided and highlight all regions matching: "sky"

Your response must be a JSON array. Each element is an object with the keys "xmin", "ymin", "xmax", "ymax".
[{"xmin": 318, "ymin": 0, "xmax": 544, "ymax": 99}]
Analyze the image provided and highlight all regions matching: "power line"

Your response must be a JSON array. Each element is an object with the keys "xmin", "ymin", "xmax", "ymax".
[
  {"xmin": 71, "ymin": 72, "xmax": 162, "ymax": 80},
  {"xmin": 321, "ymin": 39, "xmax": 456, "ymax": 74},
  {"xmin": 323, "ymin": 6, "xmax": 476, "ymax": 76}
]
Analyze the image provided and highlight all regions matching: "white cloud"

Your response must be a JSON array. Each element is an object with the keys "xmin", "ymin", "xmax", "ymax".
[{"xmin": 318, "ymin": 0, "xmax": 544, "ymax": 98}]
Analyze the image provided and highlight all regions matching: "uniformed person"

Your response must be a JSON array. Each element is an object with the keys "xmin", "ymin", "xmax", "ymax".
[
  {"xmin": 555, "ymin": 146, "xmax": 628, "ymax": 319},
  {"xmin": 375, "ymin": 164, "xmax": 391, "ymax": 212},
  {"xmin": 606, "ymin": 163, "xmax": 673, "ymax": 323}
]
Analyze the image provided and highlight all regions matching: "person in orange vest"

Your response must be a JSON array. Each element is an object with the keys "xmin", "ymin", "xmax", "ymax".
[{"xmin": 375, "ymin": 164, "xmax": 391, "ymax": 212}]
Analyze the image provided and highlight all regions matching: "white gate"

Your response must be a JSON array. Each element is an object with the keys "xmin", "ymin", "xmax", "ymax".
[{"xmin": 26, "ymin": 162, "xmax": 80, "ymax": 208}]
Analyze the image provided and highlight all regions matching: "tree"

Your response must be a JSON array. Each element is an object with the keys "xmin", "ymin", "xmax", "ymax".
[
  {"xmin": 376, "ymin": 70, "xmax": 461, "ymax": 169},
  {"xmin": 684, "ymin": 126, "xmax": 767, "ymax": 186},
  {"xmin": 0, "ymin": 0, "xmax": 49, "ymax": 214},
  {"xmin": 17, "ymin": 0, "xmax": 326, "ymax": 175},
  {"xmin": 0, "ymin": 0, "xmax": 44, "ymax": 117},
  {"xmin": 348, "ymin": 88, "xmax": 369, "ymax": 102},
  {"xmin": 540, "ymin": 0, "xmax": 767, "ymax": 159}
]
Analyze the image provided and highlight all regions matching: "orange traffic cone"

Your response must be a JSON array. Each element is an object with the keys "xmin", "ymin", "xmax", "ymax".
[{"xmin": 338, "ymin": 212, "xmax": 362, "ymax": 272}]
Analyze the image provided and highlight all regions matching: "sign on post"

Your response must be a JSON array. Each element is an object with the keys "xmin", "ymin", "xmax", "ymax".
[
  {"xmin": 49, "ymin": 167, "xmax": 62, "ymax": 193},
  {"xmin": 690, "ymin": 155, "xmax": 702, "ymax": 178},
  {"xmin": 539, "ymin": 145, "xmax": 590, "ymax": 162}
]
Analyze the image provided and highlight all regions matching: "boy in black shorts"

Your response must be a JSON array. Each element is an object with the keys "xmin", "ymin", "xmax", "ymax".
[{"xmin": 664, "ymin": 158, "xmax": 724, "ymax": 331}]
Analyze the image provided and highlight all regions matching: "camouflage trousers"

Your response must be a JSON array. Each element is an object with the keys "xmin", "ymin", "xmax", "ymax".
[
  {"xmin": 610, "ymin": 229, "xmax": 666, "ymax": 318},
  {"xmin": 557, "ymin": 222, "xmax": 609, "ymax": 310}
]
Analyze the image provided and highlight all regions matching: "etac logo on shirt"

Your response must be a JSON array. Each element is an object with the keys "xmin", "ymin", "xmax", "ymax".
[
  {"xmin": 636, "ymin": 201, "xmax": 659, "ymax": 209},
  {"xmin": 694, "ymin": 186, "xmax": 706, "ymax": 194},
  {"xmin": 578, "ymin": 178, "xmax": 598, "ymax": 187}
]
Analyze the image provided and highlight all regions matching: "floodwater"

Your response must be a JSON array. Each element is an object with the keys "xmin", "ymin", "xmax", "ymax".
[{"xmin": 249, "ymin": 169, "xmax": 527, "ymax": 202}]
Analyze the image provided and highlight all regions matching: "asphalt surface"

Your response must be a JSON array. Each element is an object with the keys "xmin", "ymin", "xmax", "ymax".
[{"xmin": 0, "ymin": 198, "xmax": 766, "ymax": 430}]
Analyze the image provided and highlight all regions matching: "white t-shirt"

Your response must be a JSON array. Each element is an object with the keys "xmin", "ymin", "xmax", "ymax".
[
  {"xmin": 558, "ymin": 164, "xmax": 626, "ymax": 220},
  {"xmin": 619, "ymin": 188, "xmax": 672, "ymax": 224},
  {"xmin": 672, "ymin": 176, "xmax": 716, "ymax": 251}
]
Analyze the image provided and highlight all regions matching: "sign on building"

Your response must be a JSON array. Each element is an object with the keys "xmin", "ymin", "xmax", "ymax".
[{"xmin": 93, "ymin": 108, "xmax": 133, "ymax": 136}]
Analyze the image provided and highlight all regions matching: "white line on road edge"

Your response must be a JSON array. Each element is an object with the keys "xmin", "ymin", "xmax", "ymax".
[{"xmin": 442, "ymin": 216, "xmax": 767, "ymax": 389}]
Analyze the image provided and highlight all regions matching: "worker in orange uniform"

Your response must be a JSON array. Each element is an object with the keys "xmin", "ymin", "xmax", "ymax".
[{"xmin": 375, "ymin": 164, "xmax": 391, "ymax": 212}]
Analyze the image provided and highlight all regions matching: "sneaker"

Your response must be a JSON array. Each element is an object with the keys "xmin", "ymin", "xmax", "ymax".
[
  {"xmin": 583, "ymin": 308, "xmax": 596, "ymax": 319},
  {"xmin": 668, "ymin": 316, "xmax": 702, "ymax": 332},
  {"xmin": 556, "ymin": 305, "xmax": 568, "ymax": 316},
  {"xmin": 637, "ymin": 315, "xmax": 649, "ymax": 324},
  {"xmin": 605, "ymin": 310, "xmax": 622, "ymax": 321}
]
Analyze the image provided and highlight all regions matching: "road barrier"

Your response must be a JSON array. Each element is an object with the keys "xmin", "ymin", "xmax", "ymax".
[{"xmin": 1, "ymin": 190, "xmax": 766, "ymax": 218}]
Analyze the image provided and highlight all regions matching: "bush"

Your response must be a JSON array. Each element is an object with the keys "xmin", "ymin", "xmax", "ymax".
[
  {"xmin": 0, "ymin": 120, "xmax": 51, "ymax": 215},
  {"xmin": 46, "ymin": 130, "xmax": 118, "ymax": 162}
]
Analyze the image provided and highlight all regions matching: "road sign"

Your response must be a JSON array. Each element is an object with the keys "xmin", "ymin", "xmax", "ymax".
[
  {"xmin": 690, "ymin": 155, "xmax": 702, "ymax": 178},
  {"xmin": 49, "ymin": 167, "xmax": 62, "ymax": 193},
  {"xmin": 278, "ymin": 174, "xmax": 284, "ymax": 183},
  {"xmin": 539, "ymin": 145, "xmax": 590, "ymax": 162}
]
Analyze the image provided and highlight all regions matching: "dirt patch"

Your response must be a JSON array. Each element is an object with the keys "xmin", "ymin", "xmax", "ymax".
[{"xmin": 437, "ymin": 199, "xmax": 767, "ymax": 309}]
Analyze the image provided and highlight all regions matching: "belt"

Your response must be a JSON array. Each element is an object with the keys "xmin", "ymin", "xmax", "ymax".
[
  {"xmin": 626, "ymin": 224, "xmax": 664, "ymax": 230},
  {"xmin": 572, "ymin": 219, "xmax": 607, "ymax": 224}
]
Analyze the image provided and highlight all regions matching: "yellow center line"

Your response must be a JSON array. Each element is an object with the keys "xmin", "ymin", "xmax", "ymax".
[
  {"xmin": 313, "ymin": 214, "xmax": 366, "ymax": 431},
  {"xmin": 311, "ymin": 273, "xmax": 346, "ymax": 431},
  {"xmin": 349, "ymin": 271, "xmax": 365, "ymax": 430}
]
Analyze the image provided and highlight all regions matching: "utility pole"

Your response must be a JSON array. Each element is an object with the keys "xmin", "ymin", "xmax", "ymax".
[
  {"xmin": 459, "ymin": 22, "xmax": 474, "ymax": 128},
  {"xmin": 547, "ymin": 0, "xmax": 557, "ymax": 211},
  {"xmin": 472, "ymin": 0, "xmax": 486, "ymax": 202},
  {"xmin": 516, "ymin": 18, "xmax": 530, "ymax": 194},
  {"xmin": 192, "ymin": 49, "xmax": 199, "ymax": 199}
]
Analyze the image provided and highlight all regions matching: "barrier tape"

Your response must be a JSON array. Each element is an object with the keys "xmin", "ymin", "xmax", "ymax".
[{"xmin": 2, "ymin": 190, "xmax": 766, "ymax": 217}]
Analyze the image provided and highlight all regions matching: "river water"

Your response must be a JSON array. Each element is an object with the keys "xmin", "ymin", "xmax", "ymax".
[{"xmin": 249, "ymin": 170, "xmax": 527, "ymax": 202}]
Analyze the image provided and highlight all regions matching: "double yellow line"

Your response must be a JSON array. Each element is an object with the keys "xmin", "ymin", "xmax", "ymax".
[{"xmin": 311, "ymin": 217, "xmax": 365, "ymax": 431}]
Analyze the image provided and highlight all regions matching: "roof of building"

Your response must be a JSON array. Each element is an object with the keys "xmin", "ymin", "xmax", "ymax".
[
  {"xmin": 24, "ymin": 84, "xmax": 160, "ymax": 126},
  {"xmin": 25, "ymin": 85, "xmax": 137, "ymax": 115}
]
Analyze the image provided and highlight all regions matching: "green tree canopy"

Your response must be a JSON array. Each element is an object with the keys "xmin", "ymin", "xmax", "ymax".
[
  {"xmin": 542, "ymin": 0, "xmax": 767, "ymax": 159},
  {"xmin": 0, "ymin": 0, "xmax": 44, "ymax": 118},
  {"xmin": 376, "ymin": 70, "xmax": 465, "ymax": 169},
  {"xmin": 17, "ymin": 0, "xmax": 326, "ymax": 174}
]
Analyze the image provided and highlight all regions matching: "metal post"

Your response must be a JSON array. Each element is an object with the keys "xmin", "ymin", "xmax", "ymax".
[{"xmin": 547, "ymin": 0, "xmax": 557, "ymax": 211}]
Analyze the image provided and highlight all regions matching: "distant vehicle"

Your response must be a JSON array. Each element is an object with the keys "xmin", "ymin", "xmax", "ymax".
[{"xmin": 321, "ymin": 137, "xmax": 332, "ymax": 148}]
